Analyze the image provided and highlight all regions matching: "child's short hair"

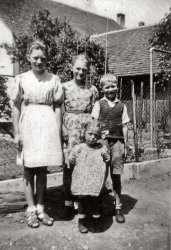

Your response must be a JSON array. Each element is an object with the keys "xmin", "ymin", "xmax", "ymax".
[
  {"xmin": 27, "ymin": 39, "xmax": 48, "ymax": 56},
  {"xmin": 100, "ymin": 73, "xmax": 118, "ymax": 89},
  {"xmin": 71, "ymin": 54, "xmax": 89, "ymax": 68},
  {"xmin": 84, "ymin": 119, "xmax": 101, "ymax": 136}
]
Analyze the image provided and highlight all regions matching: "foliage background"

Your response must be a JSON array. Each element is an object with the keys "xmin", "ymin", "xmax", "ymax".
[
  {"xmin": 149, "ymin": 7, "xmax": 171, "ymax": 85},
  {"xmin": 3, "ymin": 9, "xmax": 106, "ymax": 88}
]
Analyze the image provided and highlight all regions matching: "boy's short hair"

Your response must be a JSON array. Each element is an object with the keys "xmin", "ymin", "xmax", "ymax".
[{"xmin": 100, "ymin": 73, "xmax": 118, "ymax": 88}]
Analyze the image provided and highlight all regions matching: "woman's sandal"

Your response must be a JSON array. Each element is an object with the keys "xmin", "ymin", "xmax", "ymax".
[
  {"xmin": 26, "ymin": 210, "xmax": 39, "ymax": 228},
  {"xmin": 37, "ymin": 210, "xmax": 53, "ymax": 226}
]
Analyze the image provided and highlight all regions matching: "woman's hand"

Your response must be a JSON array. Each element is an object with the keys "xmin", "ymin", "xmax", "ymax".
[
  {"xmin": 14, "ymin": 134, "xmax": 23, "ymax": 151},
  {"xmin": 62, "ymin": 125, "xmax": 69, "ymax": 143}
]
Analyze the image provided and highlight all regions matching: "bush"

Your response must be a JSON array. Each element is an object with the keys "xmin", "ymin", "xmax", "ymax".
[{"xmin": 4, "ymin": 9, "xmax": 106, "ymax": 87}]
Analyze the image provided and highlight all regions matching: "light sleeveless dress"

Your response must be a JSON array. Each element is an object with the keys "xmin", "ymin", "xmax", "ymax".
[{"xmin": 8, "ymin": 70, "xmax": 63, "ymax": 168}]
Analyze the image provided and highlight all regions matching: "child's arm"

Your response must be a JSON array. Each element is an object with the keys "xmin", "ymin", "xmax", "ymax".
[
  {"xmin": 123, "ymin": 123, "xmax": 128, "ymax": 157},
  {"xmin": 91, "ymin": 101, "xmax": 100, "ymax": 119},
  {"xmin": 13, "ymin": 103, "xmax": 22, "ymax": 150},
  {"xmin": 54, "ymin": 104, "xmax": 62, "ymax": 135},
  {"xmin": 68, "ymin": 145, "xmax": 80, "ymax": 169},
  {"xmin": 101, "ymin": 145, "xmax": 110, "ymax": 165},
  {"xmin": 122, "ymin": 105, "xmax": 129, "ymax": 158}
]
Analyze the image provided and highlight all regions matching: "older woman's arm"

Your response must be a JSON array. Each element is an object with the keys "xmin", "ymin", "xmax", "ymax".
[{"xmin": 13, "ymin": 102, "xmax": 22, "ymax": 150}]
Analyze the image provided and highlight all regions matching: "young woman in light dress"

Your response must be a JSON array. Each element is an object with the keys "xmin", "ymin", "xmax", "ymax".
[{"xmin": 8, "ymin": 40, "xmax": 63, "ymax": 228}]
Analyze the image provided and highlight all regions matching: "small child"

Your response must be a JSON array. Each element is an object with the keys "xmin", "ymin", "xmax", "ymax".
[
  {"xmin": 68, "ymin": 120, "xmax": 110, "ymax": 233},
  {"xmin": 92, "ymin": 73, "xmax": 130, "ymax": 223}
]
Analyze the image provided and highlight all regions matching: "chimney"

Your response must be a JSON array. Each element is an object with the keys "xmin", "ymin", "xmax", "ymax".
[
  {"xmin": 139, "ymin": 21, "xmax": 145, "ymax": 27},
  {"xmin": 117, "ymin": 13, "xmax": 125, "ymax": 28}
]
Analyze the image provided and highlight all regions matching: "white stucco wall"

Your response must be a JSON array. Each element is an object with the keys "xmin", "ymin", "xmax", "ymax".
[{"xmin": 0, "ymin": 19, "xmax": 14, "ymax": 76}]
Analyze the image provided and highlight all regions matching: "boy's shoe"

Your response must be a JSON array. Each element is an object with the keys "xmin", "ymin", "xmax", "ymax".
[
  {"xmin": 78, "ymin": 218, "xmax": 88, "ymax": 233},
  {"xmin": 115, "ymin": 209, "xmax": 125, "ymax": 223}
]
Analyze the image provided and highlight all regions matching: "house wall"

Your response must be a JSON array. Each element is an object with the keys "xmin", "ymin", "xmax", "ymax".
[{"xmin": 0, "ymin": 19, "xmax": 15, "ymax": 77}]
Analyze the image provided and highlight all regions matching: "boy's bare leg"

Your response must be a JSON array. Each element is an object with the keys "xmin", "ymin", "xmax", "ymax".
[{"xmin": 111, "ymin": 174, "xmax": 125, "ymax": 223}]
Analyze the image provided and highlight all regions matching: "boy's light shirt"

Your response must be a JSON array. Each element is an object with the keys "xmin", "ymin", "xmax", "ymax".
[{"xmin": 91, "ymin": 96, "xmax": 130, "ymax": 124}]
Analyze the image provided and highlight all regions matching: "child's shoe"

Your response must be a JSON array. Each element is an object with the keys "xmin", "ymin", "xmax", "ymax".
[
  {"xmin": 26, "ymin": 206, "xmax": 39, "ymax": 228},
  {"xmin": 115, "ymin": 204, "xmax": 125, "ymax": 223},
  {"xmin": 78, "ymin": 218, "xmax": 88, "ymax": 233},
  {"xmin": 93, "ymin": 216, "xmax": 103, "ymax": 233},
  {"xmin": 36, "ymin": 204, "xmax": 53, "ymax": 226}
]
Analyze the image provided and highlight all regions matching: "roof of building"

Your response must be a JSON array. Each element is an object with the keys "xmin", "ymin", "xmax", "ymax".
[
  {"xmin": 0, "ymin": 0, "xmax": 121, "ymax": 37},
  {"xmin": 91, "ymin": 25, "xmax": 161, "ymax": 76}
]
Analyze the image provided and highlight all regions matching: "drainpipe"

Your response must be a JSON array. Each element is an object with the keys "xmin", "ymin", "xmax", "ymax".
[{"xmin": 150, "ymin": 47, "xmax": 154, "ymax": 147}]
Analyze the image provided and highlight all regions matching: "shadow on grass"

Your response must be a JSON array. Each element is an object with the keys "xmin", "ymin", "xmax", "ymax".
[
  {"xmin": 121, "ymin": 194, "xmax": 138, "ymax": 215},
  {"xmin": 44, "ymin": 185, "xmax": 74, "ymax": 221},
  {"xmin": 44, "ymin": 187, "xmax": 137, "ymax": 232}
]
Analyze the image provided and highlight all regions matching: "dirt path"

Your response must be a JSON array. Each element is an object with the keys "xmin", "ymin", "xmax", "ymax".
[{"xmin": 0, "ymin": 174, "xmax": 170, "ymax": 250}]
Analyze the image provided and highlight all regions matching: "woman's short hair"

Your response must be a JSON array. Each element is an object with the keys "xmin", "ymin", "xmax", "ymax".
[{"xmin": 71, "ymin": 54, "xmax": 89, "ymax": 68}]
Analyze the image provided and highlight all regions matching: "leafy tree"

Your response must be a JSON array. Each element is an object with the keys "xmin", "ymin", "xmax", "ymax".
[
  {"xmin": 4, "ymin": 9, "xmax": 106, "ymax": 87},
  {"xmin": 1, "ymin": 9, "xmax": 106, "ymax": 136},
  {"xmin": 149, "ymin": 8, "xmax": 171, "ymax": 83},
  {"xmin": 149, "ymin": 8, "xmax": 171, "ymax": 133},
  {"xmin": 0, "ymin": 76, "xmax": 13, "ymax": 137}
]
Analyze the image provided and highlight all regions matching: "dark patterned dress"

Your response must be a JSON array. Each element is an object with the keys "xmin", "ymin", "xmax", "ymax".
[{"xmin": 63, "ymin": 80, "xmax": 98, "ymax": 158}]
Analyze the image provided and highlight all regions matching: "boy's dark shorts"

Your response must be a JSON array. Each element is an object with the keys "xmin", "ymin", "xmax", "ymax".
[{"xmin": 101, "ymin": 138, "xmax": 125, "ymax": 175}]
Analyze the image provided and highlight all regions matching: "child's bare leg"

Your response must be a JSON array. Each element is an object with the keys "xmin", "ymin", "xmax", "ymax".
[
  {"xmin": 112, "ymin": 174, "xmax": 121, "ymax": 204},
  {"xmin": 36, "ymin": 167, "xmax": 47, "ymax": 205},
  {"xmin": 23, "ymin": 167, "xmax": 39, "ymax": 228},
  {"xmin": 91, "ymin": 196, "xmax": 103, "ymax": 232},
  {"xmin": 23, "ymin": 167, "xmax": 35, "ymax": 207},
  {"xmin": 111, "ymin": 174, "xmax": 125, "ymax": 223},
  {"xmin": 36, "ymin": 167, "xmax": 53, "ymax": 226},
  {"xmin": 78, "ymin": 196, "xmax": 89, "ymax": 233}
]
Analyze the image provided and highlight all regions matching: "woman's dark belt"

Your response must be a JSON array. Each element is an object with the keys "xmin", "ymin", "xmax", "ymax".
[
  {"xmin": 66, "ymin": 110, "xmax": 89, "ymax": 114},
  {"xmin": 27, "ymin": 102, "xmax": 51, "ymax": 106}
]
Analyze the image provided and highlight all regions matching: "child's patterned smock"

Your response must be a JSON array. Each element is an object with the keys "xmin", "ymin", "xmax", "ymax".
[
  {"xmin": 69, "ymin": 143, "xmax": 110, "ymax": 196},
  {"xmin": 8, "ymin": 70, "xmax": 63, "ymax": 168},
  {"xmin": 63, "ymin": 80, "xmax": 98, "ymax": 153}
]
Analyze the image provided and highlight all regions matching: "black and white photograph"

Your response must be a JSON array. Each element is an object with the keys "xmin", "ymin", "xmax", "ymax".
[{"xmin": 0, "ymin": 0, "xmax": 171, "ymax": 249}]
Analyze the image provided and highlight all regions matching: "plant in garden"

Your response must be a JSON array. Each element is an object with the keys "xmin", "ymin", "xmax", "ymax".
[
  {"xmin": 149, "ymin": 7, "xmax": 171, "ymax": 83},
  {"xmin": 1, "ymin": 9, "xmax": 105, "ymax": 137},
  {"xmin": 0, "ymin": 76, "xmax": 13, "ymax": 136},
  {"xmin": 0, "ymin": 76, "xmax": 11, "ymax": 120},
  {"xmin": 149, "ymin": 8, "xmax": 171, "ymax": 141}
]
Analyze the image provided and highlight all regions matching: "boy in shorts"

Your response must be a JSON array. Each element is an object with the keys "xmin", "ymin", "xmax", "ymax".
[{"xmin": 92, "ymin": 73, "xmax": 129, "ymax": 223}]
